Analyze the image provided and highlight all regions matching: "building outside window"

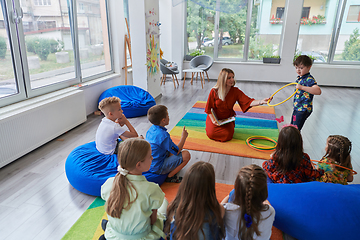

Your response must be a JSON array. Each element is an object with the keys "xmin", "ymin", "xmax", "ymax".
[{"xmin": 0, "ymin": 0, "xmax": 113, "ymax": 107}]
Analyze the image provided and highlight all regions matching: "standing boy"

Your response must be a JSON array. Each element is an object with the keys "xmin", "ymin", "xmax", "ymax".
[
  {"xmin": 146, "ymin": 105, "xmax": 191, "ymax": 182},
  {"xmin": 292, "ymin": 55, "xmax": 322, "ymax": 130},
  {"xmin": 96, "ymin": 97, "xmax": 139, "ymax": 155}
]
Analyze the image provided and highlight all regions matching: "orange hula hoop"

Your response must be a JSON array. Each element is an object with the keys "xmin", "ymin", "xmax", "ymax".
[{"xmin": 311, "ymin": 160, "xmax": 357, "ymax": 175}]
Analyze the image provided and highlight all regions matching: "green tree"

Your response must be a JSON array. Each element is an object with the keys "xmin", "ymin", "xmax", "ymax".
[
  {"xmin": 187, "ymin": 2, "xmax": 215, "ymax": 50},
  {"xmin": 342, "ymin": 28, "xmax": 360, "ymax": 61}
]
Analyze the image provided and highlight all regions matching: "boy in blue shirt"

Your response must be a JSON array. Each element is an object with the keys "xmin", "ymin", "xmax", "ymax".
[
  {"xmin": 291, "ymin": 55, "xmax": 322, "ymax": 130},
  {"xmin": 146, "ymin": 105, "xmax": 191, "ymax": 182}
]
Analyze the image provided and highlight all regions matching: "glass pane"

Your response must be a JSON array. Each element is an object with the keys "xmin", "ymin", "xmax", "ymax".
[
  {"xmin": 20, "ymin": 0, "xmax": 76, "ymax": 89},
  {"xmin": 334, "ymin": 3, "xmax": 360, "ymax": 62},
  {"xmin": 217, "ymin": 2, "xmax": 247, "ymax": 59},
  {"xmin": 77, "ymin": 0, "xmax": 112, "ymax": 78},
  {"xmin": 0, "ymin": 4, "xmax": 18, "ymax": 99},
  {"xmin": 186, "ymin": 1, "xmax": 215, "ymax": 58},
  {"xmin": 248, "ymin": 0, "xmax": 285, "ymax": 60},
  {"xmin": 296, "ymin": 0, "xmax": 338, "ymax": 63}
]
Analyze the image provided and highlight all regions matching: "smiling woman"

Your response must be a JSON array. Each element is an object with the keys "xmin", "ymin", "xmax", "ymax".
[{"xmin": 204, "ymin": 68, "xmax": 271, "ymax": 142}]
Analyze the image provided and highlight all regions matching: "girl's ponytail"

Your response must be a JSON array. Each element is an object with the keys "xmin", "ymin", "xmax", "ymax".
[{"xmin": 105, "ymin": 138, "xmax": 151, "ymax": 219}]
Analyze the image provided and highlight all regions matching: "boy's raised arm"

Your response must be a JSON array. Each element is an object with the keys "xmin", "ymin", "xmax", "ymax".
[{"xmin": 177, "ymin": 126, "xmax": 188, "ymax": 154}]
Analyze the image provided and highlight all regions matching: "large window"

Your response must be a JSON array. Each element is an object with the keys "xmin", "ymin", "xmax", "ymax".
[
  {"xmin": 296, "ymin": 0, "xmax": 360, "ymax": 63},
  {"xmin": 186, "ymin": 0, "xmax": 360, "ymax": 65},
  {"xmin": 0, "ymin": 0, "xmax": 113, "ymax": 107},
  {"xmin": 186, "ymin": 0, "xmax": 285, "ymax": 61}
]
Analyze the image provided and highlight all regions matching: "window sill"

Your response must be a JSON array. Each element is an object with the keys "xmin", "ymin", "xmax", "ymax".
[{"xmin": 0, "ymin": 73, "xmax": 121, "ymax": 116}]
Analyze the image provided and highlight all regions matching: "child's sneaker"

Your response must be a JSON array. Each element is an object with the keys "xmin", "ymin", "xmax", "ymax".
[{"xmin": 165, "ymin": 175, "xmax": 182, "ymax": 183}]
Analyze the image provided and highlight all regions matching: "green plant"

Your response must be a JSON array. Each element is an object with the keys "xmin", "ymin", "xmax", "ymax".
[
  {"xmin": 342, "ymin": 28, "xmax": 360, "ymax": 61},
  {"xmin": 293, "ymin": 51, "xmax": 317, "ymax": 62},
  {"xmin": 189, "ymin": 49, "xmax": 204, "ymax": 57},
  {"xmin": 49, "ymin": 39, "xmax": 61, "ymax": 53},
  {"xmin": 263, "ymin": 55, "xmax": 280, "ymax": 58},
  {"xmin": 26, "ymin": 38, "xmax": 62, "ymax": 60},
  {"xmin": 26, "ymin": 37, "xmax": 39, "ymax": 54},
  {"xmin": 34, "ymin": 38, "xmax": 51, "ymax": 60},
  {"xmin": 248, "ymin": 36, "xmax": 274, "ymax": 60},
  {"xmin": 0, "ymin": 36, "xmax": 7, "ymax": 59}
]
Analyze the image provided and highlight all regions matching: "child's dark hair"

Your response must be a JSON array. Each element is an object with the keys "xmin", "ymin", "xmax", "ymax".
[
  {"xmin": 105, "ymin": 138, "xmax": 151, "ymax": 218},
  {"xmin": 324, "ymin": 135, "xmax": 352, "ymax": 171},
  {"xmin": 147, "ymin": 105, "xmax": 168, "ymax": 125},
  {"xmin": 274, "ymin": 126, "xmax": 304, "ymax": 173},
  {"xmin": 293, "ymin": 55, "xmax": 313, "ymax": 67},
  {"xmin": 233, "ymin": 164, "xmax": 270, "ymax": 240},
  {"xmin": 165, "ymin": 161, "xmax": 225, "ymax": 240}
]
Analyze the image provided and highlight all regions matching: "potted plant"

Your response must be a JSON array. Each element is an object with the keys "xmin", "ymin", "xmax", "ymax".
[
  {"xmin": 263, "ymin": 55, "xmax": 281, "ymax": 64},
  {"xmin": 293, "ymin": 51, "xmax": 318, "ymax": 63},
  {"xmin": 184, "ymin": 49, "xmax": 204, "ymax": 61}
]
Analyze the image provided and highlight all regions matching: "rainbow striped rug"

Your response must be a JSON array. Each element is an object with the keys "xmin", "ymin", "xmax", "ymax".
[{"xmin": 169, "ymin": 101, "xmax": 279, "ymax": 160}]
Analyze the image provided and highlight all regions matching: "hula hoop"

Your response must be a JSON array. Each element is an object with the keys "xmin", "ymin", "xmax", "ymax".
[
  {"xmin": 246, "ymin": 136, "xmax": 277, "ymax": 152},
  {"xmin": 311, "ymin": 160, "xmax": 357, "ymax": 175},
  {"xmin": 267, "ymin": 82, "xmax": 298, "ymax": 107}
]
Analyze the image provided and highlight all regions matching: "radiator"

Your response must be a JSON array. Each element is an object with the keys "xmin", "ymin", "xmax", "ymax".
[{"xmin": 0, "ymin": 89, "xmax": 87, "ymax": 168}]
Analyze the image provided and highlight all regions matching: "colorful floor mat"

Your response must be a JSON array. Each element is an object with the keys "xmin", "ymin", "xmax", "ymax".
[
  {"xmin": 169, "ymin": 101, "xmax": 279, "ymax": 160},
  {"xmin": 62, "ymin": 182, "xmax": 284, "ymax": 240}
]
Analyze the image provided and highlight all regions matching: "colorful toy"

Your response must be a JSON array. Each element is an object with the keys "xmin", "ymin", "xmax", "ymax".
[
  {"xmin": 267, "ymin": 82, "xmax": 298, "ymax": 107},
  {"xmin": 246, "ymin": 136, "xmax": 277, "ymax": 151}
]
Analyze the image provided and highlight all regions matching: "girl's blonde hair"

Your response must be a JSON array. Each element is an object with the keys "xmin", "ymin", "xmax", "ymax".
[
  {"xmin": 106, "ymin": 138, "xmax": 151, "ymax": 218},
  {"xmin": 324, "ymin": 135, "xmax": 352, "ymax": 171},
  {"xmin": 165, "ymin": 161, "xmax": 225, "ymax": 240},
  {"xmin": 233, "ymin": 164, "xmax": 270, "ymax": 240},
  {"xmin": 213, "ymin": 68, "xmax": 235, "ymax": 101}
]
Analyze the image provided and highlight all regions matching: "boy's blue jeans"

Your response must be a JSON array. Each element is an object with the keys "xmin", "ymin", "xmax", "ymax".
[{"xmin": 291, "ymin": 110, "xmax": 311, "ymax": 131}]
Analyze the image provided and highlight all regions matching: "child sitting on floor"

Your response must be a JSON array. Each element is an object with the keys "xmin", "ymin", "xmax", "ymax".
[
  {"xmin": 100, "ymin": 138, "xmax": 167, "ymax": 240},
  {"xmin": 221, "ymin": 164, "xmax": 275, "ymax": 240},
  {"xmin": 146, "ymin": 105, "xmax": 190, "ymax": 182},
  {"xmin": 262, "ymin": 125, "xmax": 324, "ymax": 183},
  {"xmin": 317, "ymin": 135, "xmax": 353, "ymax": 185},
  {"xmin": 165, "ymin": 161, "xmax": 225, "ymax": 240},
  {"xmin": 96, "ymin": 97, "xmax": 139, "ymax": 155}
]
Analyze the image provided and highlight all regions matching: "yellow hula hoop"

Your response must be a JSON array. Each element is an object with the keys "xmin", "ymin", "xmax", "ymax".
[{"xmin": 267, "ymin": 82, "xmax": 299, "ymax": 107}]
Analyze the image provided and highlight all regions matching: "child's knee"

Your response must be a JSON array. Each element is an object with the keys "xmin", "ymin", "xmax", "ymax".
[{"xmin": 182, "ymin": 150, "xmax": 191, "ymax": 162}]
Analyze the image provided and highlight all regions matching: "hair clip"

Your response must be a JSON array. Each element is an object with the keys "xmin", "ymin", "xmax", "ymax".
[
  {"xmin": 244, "ymin": 213, "xmax": 253, "ymax": 228},
  {"xmin": 282, "ymin": 123, "xmax": 298, "ymax": 129},
  {"xmin": 117, "ymin": 166, "xmax": 129, "ymax": 176}
]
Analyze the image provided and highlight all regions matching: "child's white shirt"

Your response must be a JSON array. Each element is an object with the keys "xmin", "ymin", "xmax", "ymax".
[
  {"xmin": 223, "ymin": 202, "xmax": 275, "ymax": 240},
  {"xmin": 95, "ymin": 117, "xmax": 125, "ymax": 154}
]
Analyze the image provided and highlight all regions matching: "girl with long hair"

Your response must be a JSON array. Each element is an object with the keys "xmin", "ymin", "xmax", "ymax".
[
  {"xmin": 100, "ymin": 138, "xmax": 167, "ymax": 240},
  {"xmin": 165, "ymin": 161, "xmax": 225, "ymax": 240},
  {"xmin": 317, "ymin": 135, "xmax": 353, "ymax": 184},
  {"xmin": 221, "ymin": 165, "xmax": 275, "ymax": 240},
  {"xmin": 205, "ymin": 68, "xmax": 271, "ymax": 142},
  {"xmin": 262, "ymin": 125, "xmax": 324, "ymax": 183}
]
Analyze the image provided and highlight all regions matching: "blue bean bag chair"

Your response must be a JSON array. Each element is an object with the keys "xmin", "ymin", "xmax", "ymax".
[
  {"xmin": 65, "ymin": 142, "xmax": 167, "ymax": 196},
  {"xmin": 98, "ymin": 85, "xmax": 156, "ymax": 118},
  {"xmin": 267, "ymin": 182, "xmax": 360, "ymax": 240}
]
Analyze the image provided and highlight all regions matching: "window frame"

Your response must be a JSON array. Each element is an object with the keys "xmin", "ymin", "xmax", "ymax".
[{"xmin": 0, "ymin": 0, "xmax": 114, "ymax": 107}]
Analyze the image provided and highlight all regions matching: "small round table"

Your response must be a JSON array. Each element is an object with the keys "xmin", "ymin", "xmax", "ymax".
[{"xmin": 182, "ymin": 69, "xmax": 205, "ymax": 88}]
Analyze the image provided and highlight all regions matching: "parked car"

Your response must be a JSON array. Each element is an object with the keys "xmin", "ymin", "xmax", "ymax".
[
  {"xmin": 202, "ymin": 37, "xmax": 211, "ymax": 44},
  {"xmin": 202, "ymin": 37, "xmax": 233, "ymax": 47}
]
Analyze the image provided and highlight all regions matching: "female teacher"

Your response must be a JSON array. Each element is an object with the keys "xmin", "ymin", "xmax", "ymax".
[{"xmin": 205, "ymin": 68, "xmax": 271, "ymax": 142}]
